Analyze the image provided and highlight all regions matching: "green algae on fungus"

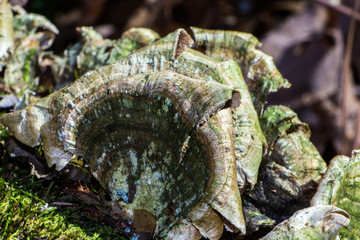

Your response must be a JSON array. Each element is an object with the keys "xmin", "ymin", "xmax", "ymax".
[
  {"xmin": 260, "ymin": 205, "xmax": 349, "ymax": 240},
  {"xmin": 1, "ymin": 67, "xmax": 244, "ymax": 238},
  {"xmin": 191, "ymin": 27, "xmax": 290, "ymax": 113},
  {"xmin": 260, "ymin": 105, "xmax": 327, "ymax": 187},
  {"xmin": 101, "ymin": 28, "xmax": 266, "ymax": 189},
  {"xmin": 63, "ymin": 26, "xmax": 159, "ymax": 78},
  {"xmin": 240, "ymin": 105, "xmax": 328, "ymax": 235},
  {"xmin": 2, "ymin": 3, "xmax": 58, "ymax": 95},
  {"xmin": 311, "ymin": 150, "xmax": 360, "ymax": 238}
]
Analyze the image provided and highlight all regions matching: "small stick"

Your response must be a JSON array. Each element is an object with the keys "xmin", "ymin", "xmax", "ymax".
[{"xmin": 311, "ymin": 0, "xmax": 360, "ymax": 22}]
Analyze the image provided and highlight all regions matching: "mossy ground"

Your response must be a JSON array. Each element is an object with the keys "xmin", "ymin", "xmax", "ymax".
[
  {"xmin": 0, "ymin": 127, "xmax": 126, "ymax": 240},
  {"xmin": 340, "ymin": 218, "xmax": 360, "ymax": 240}
]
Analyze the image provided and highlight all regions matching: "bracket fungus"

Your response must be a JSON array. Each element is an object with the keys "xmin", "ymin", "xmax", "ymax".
[
  {"xmin": 1, "ymin": 29, "xmax": 247, "ymax": 238},
  {"xmin": 311, "ymin": 150, "xmax": 360, "ymax": 237},
  {"xmin": 0, "ymin": 25, "xmax": 348, "ymax": 239}
]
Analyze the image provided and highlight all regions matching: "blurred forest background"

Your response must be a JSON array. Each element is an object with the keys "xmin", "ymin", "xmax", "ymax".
[{"xmin": 19, "ymin": 0, "xmax": 360, "ymax": 162}]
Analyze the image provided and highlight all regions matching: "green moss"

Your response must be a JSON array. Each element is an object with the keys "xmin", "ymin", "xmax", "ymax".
[
  {"xmin": 0, "ymin": 177, "xmax": 125, "ymax": 239},
  {"xmin": 332, "ymin": 155, "xmax": 360, "ymax": 239},
  {"xmin": 0, "ymin": 123, "xmax": 125, "ymax": 239},
  {"xmin": 340, "ymin": 214, "xmax": 360, "ymax": 239}
]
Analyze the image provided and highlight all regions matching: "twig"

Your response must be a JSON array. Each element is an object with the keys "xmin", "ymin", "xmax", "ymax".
[
  {"xmin": 340, "ymin": 0, "xmax": 360, "ymax": 153},
  {"xmin": 49, "ymin": 202, "xmax": 78, "ymax": 207},
  {"xmin": 311, "ymin": 0, "xmax": 360, "ymax": 22}
]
